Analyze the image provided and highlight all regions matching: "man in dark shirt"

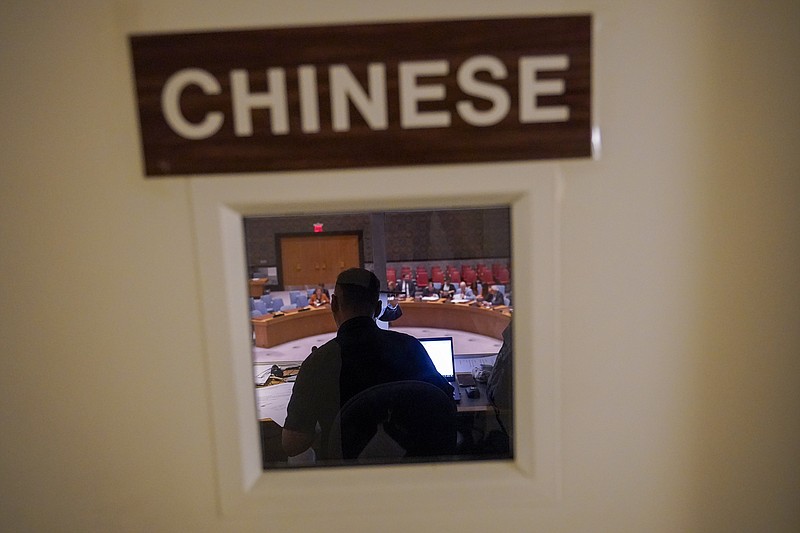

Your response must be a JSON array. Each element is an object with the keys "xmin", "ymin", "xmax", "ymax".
[
  {"xmin": 422, "ymin": 281, "xmax": 438, "ymax": 297},
  {"xmin": 398, "ymin": 273, "xmax": 416, "ymax": 298},
  {"xmin": 486, "ymin": 285, "xmax": 506, "ymax": 306},
  {"xmin": 281, "ymin": 268, "xmax": 453, "ymax": 459}
]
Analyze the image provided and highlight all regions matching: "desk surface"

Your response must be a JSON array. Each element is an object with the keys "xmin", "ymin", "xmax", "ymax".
[
  {"xmin": 252, "ymin": 304, "xmax": 337, "ymax": 348},
  {"xmin": 252, "ymin": 298, "xmax": 511, "ymax": 348},
  {"xmin": 390, "ymin": 299, "xmax": 511, "ymax": 340},
  {"xmin": 256, "ymin": 379, "xmax": 492, "ymax": 425},
  {"xmin": 257, "ymin": 379, "xmax": 501, "ymax": 466}
]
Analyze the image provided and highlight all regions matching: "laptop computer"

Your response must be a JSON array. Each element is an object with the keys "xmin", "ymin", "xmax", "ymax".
[{"xmin": 419, "ymin": 336, "xmax": 461, "ymax": 402}]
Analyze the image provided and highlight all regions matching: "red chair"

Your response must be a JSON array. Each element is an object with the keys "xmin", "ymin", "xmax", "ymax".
[
  {"xmin": 496, "ymin": 269, "xmax": 510, "ymax": 284},
  {"xmin": 431, "ymin": 271, "xmax": 444, "ymax": 283},
  {"xmin": 416, "ymin": 271, "xmax": 429, "ymax": 286}
]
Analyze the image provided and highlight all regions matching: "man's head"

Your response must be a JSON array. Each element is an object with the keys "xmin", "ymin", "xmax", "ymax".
[
  {"xmin": 331, "ymin": 268, "xmax": 382, "ymax": 326},
  {"xmin": 459, "ymin": 281, "xmax": 467, "ymax": 291}
]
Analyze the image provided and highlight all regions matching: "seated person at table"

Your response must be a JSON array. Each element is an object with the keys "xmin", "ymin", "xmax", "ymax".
[
  {"xmin": 440, "ymin": 277, "xmax": 455, "ymax": 298},
  {"xmin": 281, "ymin": 268, "xmax": 453, "ymax": 459},
  {"xmin": 484, "ymin": 285, "xmax": 505, "ymax": 307},
  {"xmin": 398, "ymin": 273, "xmax": 416, "ymax": 298},
  {"xmin": 453, "ymin": 281, "xmax": 476, "ymax": 302},
  {"xmin": 310, "ymin": 285, "xmax": 330, "ymax": 306},
  {"xmin": 421, "ymin": 281, "xmax": 438, "ymax": 298},
  {"xmin": 319, "ymin": 282, "xmax": 330, "ymax": 297}
]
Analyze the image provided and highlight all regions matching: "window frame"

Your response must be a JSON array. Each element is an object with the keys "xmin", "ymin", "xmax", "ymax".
[{"xmin": 189, "ymin": 165, "xmax": 562, "ymax": 515}]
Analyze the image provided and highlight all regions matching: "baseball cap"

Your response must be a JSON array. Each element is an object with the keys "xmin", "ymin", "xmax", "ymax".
[{"xmin": 335, "ymin": 268, "xmax": 380, "ymax": 293}]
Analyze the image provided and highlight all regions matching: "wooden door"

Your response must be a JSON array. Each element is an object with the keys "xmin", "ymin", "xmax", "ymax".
[{"xmin": 280, "ymin": 233, "xmax": 361, "ymax": 288}]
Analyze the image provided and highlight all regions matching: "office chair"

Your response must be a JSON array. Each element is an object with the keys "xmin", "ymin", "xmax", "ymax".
[
  {"xmin": 252, "ymin": 298, "xmax": 269, "ymax": 315},
  {"xmin": 295, "ymin": 292, "xmax": 309, "ymax": 307},
  {"xmin": 496, "ymin": 268, "xmax": 510, "ymax": 284},
  {"xmin": 289, "ymin": 290, "xmax": 301, "ymax": 306},
  {"xmin": 327, "ymin": 380, "xmax": 457, "ymax": 462}
]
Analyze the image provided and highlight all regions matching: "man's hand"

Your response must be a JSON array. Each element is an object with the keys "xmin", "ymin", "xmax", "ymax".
[{"xmin": 281, "ymin": 428, "xmax": 315, "ymax": 457}]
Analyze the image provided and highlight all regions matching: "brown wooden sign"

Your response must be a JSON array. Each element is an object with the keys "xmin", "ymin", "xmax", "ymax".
[{"xmin": 130, "ymin": 16, "xmax": 591, "ymax": 176}]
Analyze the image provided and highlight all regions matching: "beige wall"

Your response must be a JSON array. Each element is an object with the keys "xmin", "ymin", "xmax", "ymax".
[{"xmin": 2, "ymin": 1, "xmax": 798, "ymax": 531}]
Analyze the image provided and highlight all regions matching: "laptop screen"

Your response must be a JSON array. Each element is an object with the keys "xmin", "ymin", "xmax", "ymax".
[{"xmin": 419, "ymin": 337, "xmax": 455, "ymax": 380}]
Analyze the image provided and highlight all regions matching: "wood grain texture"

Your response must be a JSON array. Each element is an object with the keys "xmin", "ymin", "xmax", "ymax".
[{"xmin": 130, "ymin": 16, "xmax": 592, "ymax": 176}]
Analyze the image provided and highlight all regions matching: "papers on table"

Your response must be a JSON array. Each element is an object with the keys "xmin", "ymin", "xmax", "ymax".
[
  {"xmin": 256, "ymin": 382, "xmax": 294, "ymax": 426},
  {"xmin": 454, "ymin": 354, "xmax": 497, "ymax": 374}
]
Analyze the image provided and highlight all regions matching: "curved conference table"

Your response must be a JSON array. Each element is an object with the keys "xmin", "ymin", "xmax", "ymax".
[{"xmin": 252, "ymin": 298, "xmax": 511, "ymax": 348}]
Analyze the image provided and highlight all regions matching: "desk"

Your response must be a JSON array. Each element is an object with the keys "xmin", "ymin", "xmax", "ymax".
[
  {"xmin": 454, "ymin": 382, "xmax": 492, "ymax": 413},
  {"xmin": 252, "ymin": 299, "xmax": 511, "ymax": 348},
  {"xmin": 390, "ymin": 300, "xmax": 511, "ymax": 340},
  {"xmin": 256, "ymin": 380, "xmax": 491, "ymax": 425},
  {"xmin": 257, "ymin": 381, "xmax": 499, "ymax": 467},
  {"xmin": 252, "ymin": 305, "xmax": 337, "ymax": 348}
]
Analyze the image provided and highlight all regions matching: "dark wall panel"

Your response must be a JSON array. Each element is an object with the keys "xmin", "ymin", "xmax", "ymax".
[{"xmin": 244, "ymin": 207, "xmax": 510, "ymax": 273}]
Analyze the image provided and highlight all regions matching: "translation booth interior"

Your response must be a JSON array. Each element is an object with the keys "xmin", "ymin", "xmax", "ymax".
[{"xmin": 245, "ymin": 207, "xmax": 514, "ymax": 468}]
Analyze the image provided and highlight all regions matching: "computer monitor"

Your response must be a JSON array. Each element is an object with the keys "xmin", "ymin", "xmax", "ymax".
[{"xmin": 419, "ymin": 336, "xmax": 455, "ymax": 380}]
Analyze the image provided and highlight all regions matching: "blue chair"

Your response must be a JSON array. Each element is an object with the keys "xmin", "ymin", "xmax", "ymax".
[
  {"xmin": 252, "ymin": 298, "xmax": 268, "ymax": 315},
  {"xmin": 289, "ymin": 290, "xmax": 302, "ymax": 306},
  {"xmin": 271, "ymin": 297, "xmax": 284, "ymax": 311},
  {"xmin": 295, "ymin": 292, "xmax": 309, "ymax": 307}
]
